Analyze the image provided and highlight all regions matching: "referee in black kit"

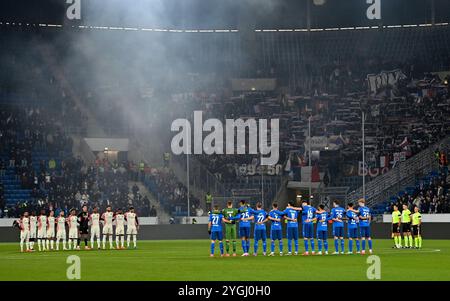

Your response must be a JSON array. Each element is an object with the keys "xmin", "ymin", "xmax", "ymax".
[{"xmin": 78, "ymin": 205, "xmax": 91, "ymax": 250}]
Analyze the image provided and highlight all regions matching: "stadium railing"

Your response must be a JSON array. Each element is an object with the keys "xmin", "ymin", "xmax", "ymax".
[{"xmin": 346, "ymin": 135, "xmax": 450, "ymax": 208}]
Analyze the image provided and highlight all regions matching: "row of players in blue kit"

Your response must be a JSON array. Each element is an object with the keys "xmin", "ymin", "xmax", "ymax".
[{"xmin": 208, "ymin": 198, "xmax": 373, "ymax": 256}]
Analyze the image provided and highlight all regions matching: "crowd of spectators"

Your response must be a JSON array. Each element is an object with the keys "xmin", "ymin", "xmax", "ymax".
[
  {"xmin": 0, "ymin": 180, "xmax": 3, "ymax": 215},
  {"xmin": 0, "ymin": 104, "xmax": 74, "ymax": 155},
  {"xmin": 1, "ymin": 156, "xmax": 153, "ymax": 218},
  {"xmin": 387, "ymin": 171, "xmax": 450, "ymax": 214},
  {"xmin": 164, "ymin": 68, "xmax": 450, "ymax": 193},
  {"xmin": 2, "ymin": 27, "xmax": 450, "ymax": 218},
  {"xmin": 0, "ymin": 102, "xmax": 153, "ymax": 218},
  {"xmin": 144, "ymin": 168, "xmax": 201, "ymax": 216}
]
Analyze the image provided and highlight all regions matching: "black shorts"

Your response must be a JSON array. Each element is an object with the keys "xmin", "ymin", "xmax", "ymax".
[
  {"xmin": 401, "ymin": 223, "xmax": 411, "ymax": 233},
  {"xmin": 79, "ymin": 228, "xmax": 89, "ymax": 235},
  {"xmin": 392, "ymin": 223, "xmax": 400, "ymax": 233},
  {"xmin": 412, "ymin": 225, "xmax": 420, "ymax": 236}
]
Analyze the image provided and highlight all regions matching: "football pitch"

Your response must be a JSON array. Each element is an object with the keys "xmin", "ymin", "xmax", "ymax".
[{"xmin": 0, "ymin": 239, "xmax": 449, "ymax": 281}]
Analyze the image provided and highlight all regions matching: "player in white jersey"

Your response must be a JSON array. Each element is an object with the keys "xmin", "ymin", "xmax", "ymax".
[
  {"xmin": 56, "ymin": 211, "xmax": 67, "ymax": 250},
  {"xmin": 115, "ymin": 209, "xmax": 126, "ymax": 249},
  {"xmin": 29, "ymin": 211, "xmax": 37, "ymax": 251},
  {"xmin": 102, "ymin": 205, "xmax": 115, "ymax": 249},
  {"xmin": 89, "ymin": 207, "xmax": 101, "ymax": 249},
  {"xmin": 67, "ymin": 209, "xmax": 79, "ymax": 250},
  {"xmin": 125, "ymin": 207, "xmax": 139, "ymax": 249},
  {"xmin": 16, "ymin": 211, "xmax": 30, "ymax": 252},
  {"xmin": 37, "ymin": 209, "xmax": 48, "ymax": 251},
  {"xmin": 46, "ymin": 210, "xmax": 56, "ymax": 250}
]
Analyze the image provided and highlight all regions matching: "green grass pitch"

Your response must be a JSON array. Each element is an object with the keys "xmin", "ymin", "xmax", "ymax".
[{"xmin": 0, "ymin": 239, "xmax": 449, "ymax": 281}]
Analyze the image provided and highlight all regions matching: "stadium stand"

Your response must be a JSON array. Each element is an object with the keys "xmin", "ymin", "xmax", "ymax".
[
  {"xmin": 162, "ymin": 71, "xmax": 449, "ymax": 199},
  {"xmin": 1, "ymin": 24, "xmax": 450, "ymax": 218},
  {"xmin": 382, "ymin": 169, "xmax": 449, "ymax": 215},
  {"xmin": 0, "ymin": 103, "xmax": 153, "ymax": 217},
  {"xmin": 144, "ymin": 168, "xmax": 201, "ymax": 217}
]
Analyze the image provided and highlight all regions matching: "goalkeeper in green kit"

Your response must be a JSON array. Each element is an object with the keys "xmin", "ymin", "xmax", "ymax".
[{"xmin": 222, "ymin": 200, "xmax": 239, "ymax": 256}]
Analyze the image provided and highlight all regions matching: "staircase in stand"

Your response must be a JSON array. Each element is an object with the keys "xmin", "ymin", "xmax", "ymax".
[{"xmin": 346, "ymin": 135, "xmax": 450, "ymax": 209}]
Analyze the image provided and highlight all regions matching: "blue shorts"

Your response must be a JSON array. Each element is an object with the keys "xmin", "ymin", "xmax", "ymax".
[
  {"xmin": 360, "ymin": 226, "xmax": 371, "ymax": 238},
  {"xmin": 287, "ymin": 227, "xmax": 299, "ymax": 240},
  {"xmin": 302, "ymin": 223, "xmax": 314, "ymax": 239},
  {"xmin": 317, "ymin": 230, "xmax": 328, "ymax": 240},
  {"xmin": 239, "ymin": 227, "xmax": 250, "ymax": 238},
  {"xmin": 254, "ymin": 229, "xmax": 267, "ymax": 241},
  {"xmin": 211, "ymin": 231, "xmax": 223, "ymax": 241},
  {"xmin": 333, "ymin": 226, "xmax": 344, "ymax": 237},
  {"xmin": 270, "ymin": 229, "xmax": 283, "ymax": 240},
  {"xmin": 348, "ymin": 228, "xmax": 359, "ymax": 239}
]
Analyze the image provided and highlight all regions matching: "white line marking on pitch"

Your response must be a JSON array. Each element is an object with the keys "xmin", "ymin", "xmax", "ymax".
[
  {"xmin": 380, "ymin": 249, "xmax": 441, "ymax": 254},
  {"xmin": 3, "ymin": 249, "xmax": 442, "ymax": 259}
]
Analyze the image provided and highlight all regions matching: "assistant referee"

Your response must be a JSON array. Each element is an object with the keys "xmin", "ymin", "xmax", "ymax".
[
  {"xmin": 391, "ymin": 205, "xmax": 402, "ymax": 248},
  {"xmin": 411, "ymin": 206, "xmax": 422, "ymax": 249}
]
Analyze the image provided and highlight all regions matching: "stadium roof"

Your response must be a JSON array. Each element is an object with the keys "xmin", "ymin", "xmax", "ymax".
[{"xmin": 1, "ymin": 0, "xmax": 449, "ymax": 31}]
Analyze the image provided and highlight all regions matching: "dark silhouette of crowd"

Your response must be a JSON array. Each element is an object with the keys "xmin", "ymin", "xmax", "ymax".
[
  {"xmin": 2, "ymin": 25, "xmax": 450, "ymax": 219},
  {"xmin": 1, "ymin": 156, "xmax": 152, "ymax": 218},
  {"xmin": 387, "ymin": 171, "xmax": 450, "ymax": 214},
  {"xmin": 0, "ymin": 103, "xmax": 151, "ymax": 218},
  {"xmin": 144, "ymin": 168, "xmax": 200, "ymax": 216}
]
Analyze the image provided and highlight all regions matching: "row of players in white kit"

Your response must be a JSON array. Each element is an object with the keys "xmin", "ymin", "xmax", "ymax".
[{"xmin": 16, "ymin": 206, "xmax": 139, "ymax": 252}]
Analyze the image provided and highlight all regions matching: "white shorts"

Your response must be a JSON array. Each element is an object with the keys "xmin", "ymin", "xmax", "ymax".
[
  {"xmin": 115, "ymin": 226, "xmax": 125, "ymax": 236},
  {"xmin": 103, "ymin": 225, "xmax": 113, "ymax": 235},
  {"xmin": 20, "ymin": 230, "xmax": 29, "ymax": 241},
  {"xmin": 38, "ymin": 229, "xmax": 47, "ymax": 239},
  {"xmin": 47, "ymin": 229, "xmax": 55, "ymax": 238},
  {"xmin": 69, "ymin": 228, "xmax": 78, "ymax": 239},
  {"xmin": 56, "ymin": 230, "xmax": 66, "ymax": 240},
  {"xmin": 127, "ymin": 226, "xmax": 137, "ymax": 235},
  {"xmin": 91, "ymin": 226, "xmax": 101, "ymax": 238},
  {"xmin": 29, "ymin": 230, "xmax": 37, "ymax": 239}
]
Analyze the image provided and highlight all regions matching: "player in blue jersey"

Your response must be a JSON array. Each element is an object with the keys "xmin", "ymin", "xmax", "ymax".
[
  {"xmin": 248, "ymin": 202, "xmax": 269, "ymax": 256},
  {"xmin": 356, "ymin": 199, "xmax": 373, "ymax": 254},
  {"xmin": 314, "ymin": 204, "xmax": 329, "ymax": 255},
  {"xmin": 346, "ymin": 202, "xmax": 360, "ymax": 254},
  {"xmin": 331, "ymin": 200, "xmax": 346, "ymax": 255},
  {"xmin": 284, "ymin": 201, "xmax": 300, "ymax": 255},
  {"xmin": 268, "ymin": 203, "xmax": 285, "ymax": 256},
  {"xmin": 208, "ymin": 205, "xmax": 226, "ymax": 257},
  {"xmin": 238, "ymin": 200, "xmax": 253, "ymax": 256},
  {"xmin": 301, "ymin": 200, "xmax": 316, "ymax": 255}
]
